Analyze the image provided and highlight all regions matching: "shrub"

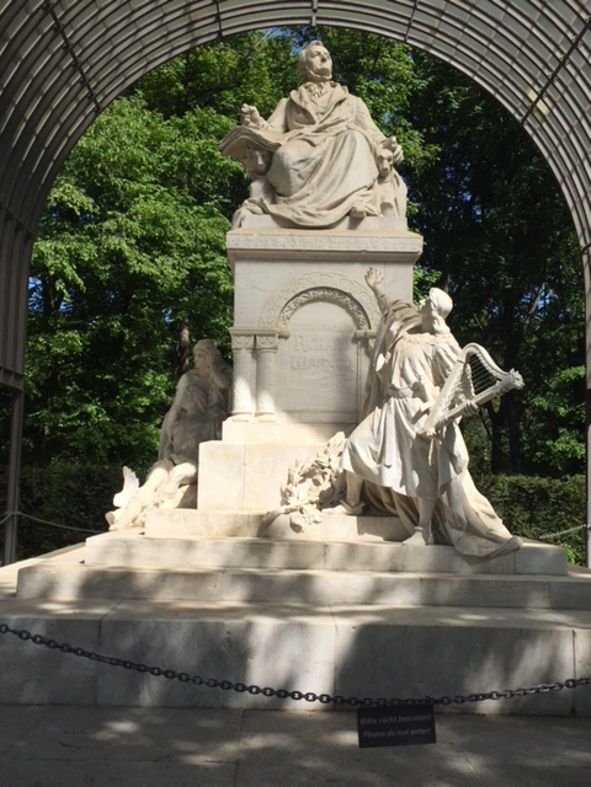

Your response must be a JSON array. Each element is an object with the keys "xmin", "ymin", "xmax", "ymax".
[
  {"xmin": 1, "ymin": 466, "xmax": 587, "ymax": 566},
  {"xmin": 477, "ymin": 473, "xmax": 586, "ymax": 565},
  {"xmin": 0, "ymin": 464, "xmax": 120, "ymax": 561}
]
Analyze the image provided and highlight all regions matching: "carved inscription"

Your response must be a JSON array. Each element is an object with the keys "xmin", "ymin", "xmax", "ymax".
[
  {"xmin": 290, "ymin": 335, "xmax": 354, "ymax": 375},
  {"xmin": 227, "ymin": 233, "xmax": 423, "ymax": 253},
  {"xmin": 275, "ymin": 301, "xmax": 359, "ymax": 419}
]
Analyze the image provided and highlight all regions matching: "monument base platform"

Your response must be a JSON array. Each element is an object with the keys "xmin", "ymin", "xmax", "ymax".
[
  {"xmin": 12, "ymin": 533, "xmax": 577, "ymax": 604},
  {"xmin": 2, "ymin": 531, "xmax": 591, "ymax": 715},
  {"xmin": 144, "ymin": 509, "xmax": 408, "ymax": 542}
]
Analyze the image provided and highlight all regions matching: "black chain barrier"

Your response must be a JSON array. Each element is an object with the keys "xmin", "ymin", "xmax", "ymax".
[{"xmin": 1, "ymin": 622, "xmax": 590, "ymax": 707}]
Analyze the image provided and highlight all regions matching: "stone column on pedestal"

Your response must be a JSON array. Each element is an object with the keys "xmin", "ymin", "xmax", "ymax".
[
  {"xmin": 255, "ymin": 332, "xmax": 278, "ymax": 419},
  {"xmin": 229, "ymin": 330, "xmax": 255, "ymax": 419}
]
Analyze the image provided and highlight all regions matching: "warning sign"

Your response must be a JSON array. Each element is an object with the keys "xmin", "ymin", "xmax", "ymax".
[{"xmin": 357, "ymin": 703, "xmax": 436, "ymax": 748}]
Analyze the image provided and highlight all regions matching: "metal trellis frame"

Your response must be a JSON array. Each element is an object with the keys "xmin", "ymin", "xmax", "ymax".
[{"xmin": 1, "ymin": 1, "xmax": 590, "ymax": 564}]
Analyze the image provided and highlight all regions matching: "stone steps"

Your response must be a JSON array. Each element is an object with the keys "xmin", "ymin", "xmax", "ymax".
[
  {"xmin": 15, "ymin": 532, "xmax": 580, "ymax": 609},
  {"xmin": 144, "ymin": 508, "xmax": 409, "ymax": 542},
  {"xmin": 1, "ymin": 595, "xmax": 590, "ymax": 714},
  {"xmin": 16, "ymin": 561, "xmax": 591, "ymax": 609},
  {"xmin": 86, "ymin": 531, "xmax": 568, "ymax": 575},
  {"xmin": 4, "ymin": 540, "xmax": 591, "ymax": 714}
]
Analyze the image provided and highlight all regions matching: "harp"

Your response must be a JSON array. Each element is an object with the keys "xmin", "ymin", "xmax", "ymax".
[{"xmin": 421, "ymin": 342, "xmax": 524, "ymax": 437}]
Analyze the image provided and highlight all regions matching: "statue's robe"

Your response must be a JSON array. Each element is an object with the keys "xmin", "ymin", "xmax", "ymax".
[
  {"xmin": 235, "ymin": 82, "xmax": 405, "ymax": 227},
  {"xmin": 342, "ymin": 298, "xmax": 521, "ymax": 558}
]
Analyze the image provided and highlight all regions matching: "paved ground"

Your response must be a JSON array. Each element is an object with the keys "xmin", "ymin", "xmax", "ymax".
[{"xmin": 0, "ymin": 705, "xmax": 589, "ymax": 786}]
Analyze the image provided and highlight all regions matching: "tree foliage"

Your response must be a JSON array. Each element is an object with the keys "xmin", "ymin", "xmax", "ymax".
[
  {"xmin": 19, "ymin": 28, "xmax": 584, "ymax": 480},
  {"xmin": 402, "ymin": 52, "xmax": 584, "ymax": 475},
  {"xmin": 28, "ymin": 96, "xmax": 237, "ymax": 464}
]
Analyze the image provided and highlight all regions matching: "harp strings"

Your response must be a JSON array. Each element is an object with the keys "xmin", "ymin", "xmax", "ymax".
[
  {"xmin": 469, "ymin": 356, "xmax": 497, "ymax": 394},
  {"xmin": 450, "ymin": 354, "xmax": 497, "ymax": 404},
  {"xmin": 426, "ymin": 343, "xmax": 523, "ymax": 431}
]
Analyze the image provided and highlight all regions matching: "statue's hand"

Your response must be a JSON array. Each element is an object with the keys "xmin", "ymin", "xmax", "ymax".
[
  {"xmin": 417, "ymin": 425, "xmax": 437, "ymax": 440},
  {"xmin": 459, "ymin": 399, "xmax": 479, "ymax": 418},
  {"xmin": 240, "ymin": 104, "xmax": 264, "ymax": 128},
  {"xmin": 365, "ymin": 266, "xmax": 384, "ymax": 291}
]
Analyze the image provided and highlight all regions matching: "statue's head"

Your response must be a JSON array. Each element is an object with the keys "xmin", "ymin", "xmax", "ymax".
[
  {"xmin": 428, "ymin": 288, "xmax": 453, "ymax": 318},
  {"xmin": 297, "ymin": 41, "xmax": 333, "ymax": 83},
  {"xmin": 193, "ymin": 339, "xmax": 221, "ymax": 375},
  {"xmin": 420, "ymin": 288, "xmax": 453, "ymax": 334}
]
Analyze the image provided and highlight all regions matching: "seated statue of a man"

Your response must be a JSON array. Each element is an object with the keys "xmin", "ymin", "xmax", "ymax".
[{"xmin": 220, "ymin": 41, "xmax": 407, "ymax": 229}]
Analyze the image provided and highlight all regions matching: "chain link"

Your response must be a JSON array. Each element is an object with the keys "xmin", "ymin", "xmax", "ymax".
[
  {"xmin": 538, "ymin": 522, "xmax": 591, "ymax": 541},
  {"xmin": 13, "ymin": 511, "xmax": 102, "ymax": 534},
  {"xmin": 2, "ymin": 622, "xmax": 590, "ymax": 706}
]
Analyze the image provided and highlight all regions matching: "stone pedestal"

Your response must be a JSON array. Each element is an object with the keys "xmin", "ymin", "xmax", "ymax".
[
  {"xmin": 198, "ymin": 225, "xmax": 423, "ymax": 513},
  {"xmin": 226, "ymin": 225, "xmax": 422, "ymax": 427},
  {"xmin": 6, "ymin": 532, "xmax": 591, "ymax": 715}
]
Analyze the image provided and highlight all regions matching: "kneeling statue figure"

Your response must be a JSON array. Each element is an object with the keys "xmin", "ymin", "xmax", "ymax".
[{"xmin": 341, "ymin": 269, "xmax": 523, "ymax": 558}]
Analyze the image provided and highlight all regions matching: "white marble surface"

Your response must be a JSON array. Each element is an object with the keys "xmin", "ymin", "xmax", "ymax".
[
  {"xmin": 220, "ymin": 42, "xmax": 408, "ymax": 231},
  {"xmin": 226, "ymin": 226, "xmax": 423, "ymax": 257},
  {"xmin": 15, "ymin": 562, "xmax": 590, "ymax": 609},
  {"xmin": 2, "ymin": 590, "xmax": 591, "ymax": 714},
  {"xmin": 197, "ymin": 441, "xmax": 331, "ymax": 511},
  {"xmin": 230, "ymin": 243, "xmax": 416, "ymax": 328},
  {"xmin": 84, "ymin": 532, "xmax": 567, "ymax": 575},
  {"xmin": 228, "ymin": 231, "xmax": 420, "ymax": 427},
  {"xmin": 221, "ymin": 420, "xmax": 354, "ymax": 444},
  {"xmin": 6, "ymin": 535, "xmax": 583, "ymax": 721},
  {"xmin": 274, "ymin": 300, "xmax": 361, "ymax": 421}
]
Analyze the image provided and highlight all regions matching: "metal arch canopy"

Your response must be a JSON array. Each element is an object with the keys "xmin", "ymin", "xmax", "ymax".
[
  {"xmin": 0, "ymin": 0, "xmax": 590, "ymax": 563},
  {"xmin": 1, "ymin": 0, "xmax": 590, "ymax": 384}
]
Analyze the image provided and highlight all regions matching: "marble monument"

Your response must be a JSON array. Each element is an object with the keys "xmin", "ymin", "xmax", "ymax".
[
  {"xmin": 11, "ymin": 40, "xmax": 585, "ymax": 719},
  {"xmin": 108, "ymin": 41, "xmax": 523, "ymax": 557},
  {"xmin": 220, "ymin": 40, "xmax": 407, "ymax": 231}
]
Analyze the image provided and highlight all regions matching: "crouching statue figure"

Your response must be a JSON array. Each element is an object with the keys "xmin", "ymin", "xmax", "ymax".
[{"xmin": 106, "ymin": 340, "xmax": 231, "ymax": 531}]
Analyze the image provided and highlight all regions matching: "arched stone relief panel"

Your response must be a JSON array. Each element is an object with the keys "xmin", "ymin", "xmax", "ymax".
[
  {"xmin": 260, "ymin": 272, "xmax": 378, "ymax": 424},
  {"xmin": 279, "ymin": 287, "xmax": 369, "ymax": 333},
  {"xmin": 259, "ymin": 271, "xmax": 381, "ymax": 333}
]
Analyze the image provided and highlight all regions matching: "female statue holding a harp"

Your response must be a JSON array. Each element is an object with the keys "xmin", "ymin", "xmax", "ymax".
[{"xmin": 341, "ymin": 269, "xmax": 523, "ymax": 558}]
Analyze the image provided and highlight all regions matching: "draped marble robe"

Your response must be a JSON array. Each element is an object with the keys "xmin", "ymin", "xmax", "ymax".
[
  {"xmin": 222, "ymin": 81, "xmax": 406, "ymax": 228},
  {"xmin": 341, "ymin": 298, "xmax": 521, "ymax": 558}
]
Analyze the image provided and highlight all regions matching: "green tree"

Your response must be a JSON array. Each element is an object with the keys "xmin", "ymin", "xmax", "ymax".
[
  {"xmin": 403, "ymin": 53, "xmax": 584, "ymax": 475},
  {"xmin": 23, "ymin": 28, "xmax": 584, "ymax": 479},
  {"xmin": 27, "ymin": 97, "xmax": 237, "ymax": 465},
  {"xmin": 136, "ymin": 32, "xmax": 297, "ymax": 120}
]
